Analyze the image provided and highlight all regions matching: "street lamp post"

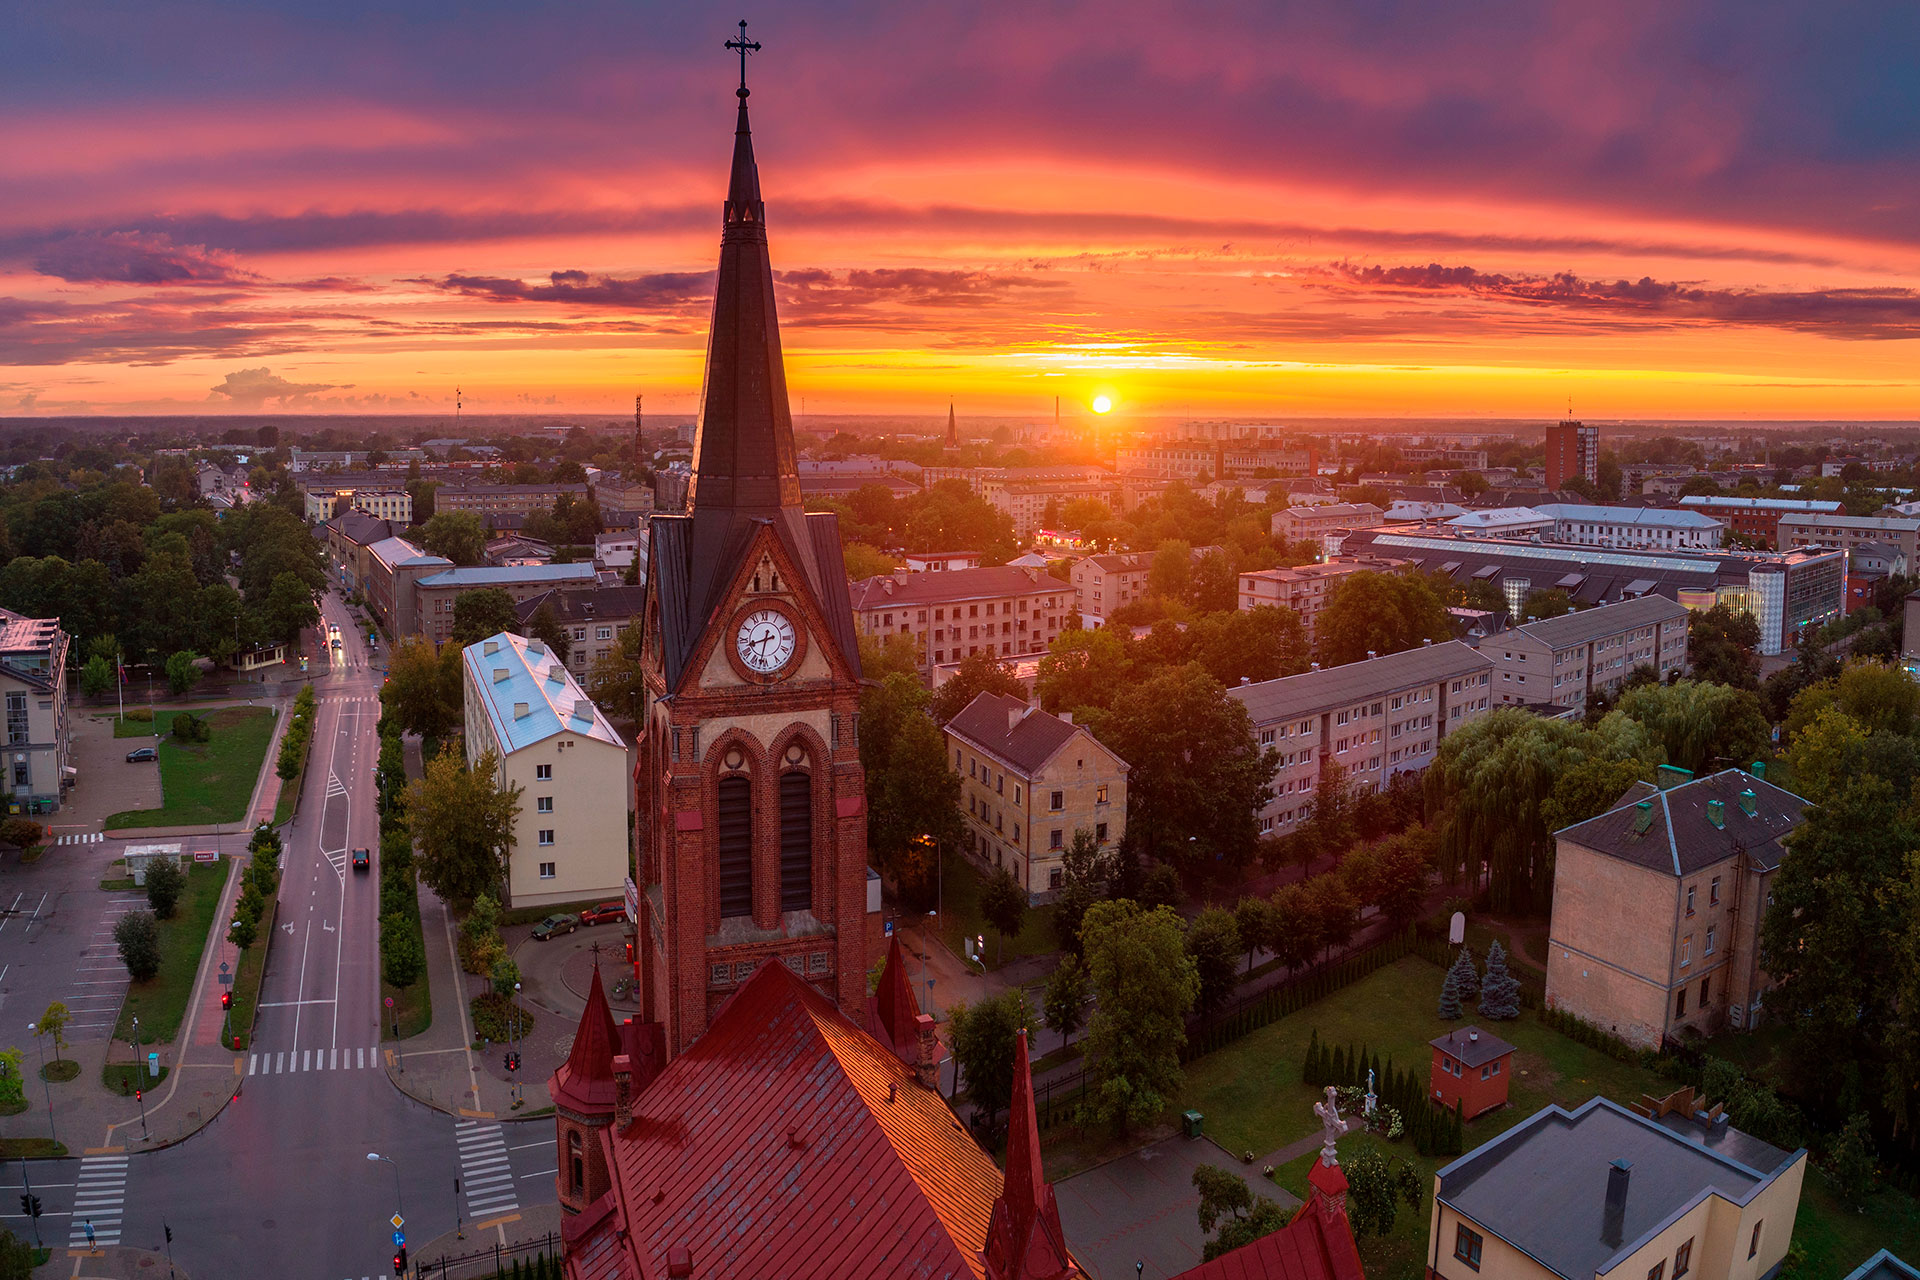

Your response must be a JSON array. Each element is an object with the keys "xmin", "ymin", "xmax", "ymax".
[
  {"xmin": 367, "ymin": 1151, "xmax": 405, "ymax": 1223},
  {"xmin": 26, "ymin": 1023, "xmax": 55, "ymax": 1148}
]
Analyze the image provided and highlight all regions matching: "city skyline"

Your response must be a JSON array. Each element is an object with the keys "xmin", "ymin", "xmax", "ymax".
[{"xmin": 4, "ymin": 2, "xmax": 1919, "ymax": 419}]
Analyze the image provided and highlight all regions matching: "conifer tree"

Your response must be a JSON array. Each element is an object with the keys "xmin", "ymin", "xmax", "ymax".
[
  {"xmin": 1449, "ymin": 946, "xmax": 1481, "ymax": 1003},
  {"xmin": 1305, "ymin": 1029, "xmax": 1321, "ymax": 1086},
  {"xmin": 1479, "ymin": 940, "xmax": 1522, "ymax": 1020},
  {"xmin": 1439, "ymin": 966, "xmax": 1463, "ymax": 1019}
]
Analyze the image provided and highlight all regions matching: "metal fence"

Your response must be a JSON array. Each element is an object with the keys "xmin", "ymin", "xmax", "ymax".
[{"xmin": 417, "ymin": 1230, "xmax": 559, "ymax": 1280}]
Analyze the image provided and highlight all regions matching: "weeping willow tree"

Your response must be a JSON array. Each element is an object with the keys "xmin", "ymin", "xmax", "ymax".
[{"xmin": 1425, "ymin": 709, "xmax": 1657, "ymax": 913}]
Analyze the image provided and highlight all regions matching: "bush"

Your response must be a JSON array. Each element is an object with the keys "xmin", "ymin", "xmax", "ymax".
[
  {"xmin": 144, "ymin": 858, "xmax": 184, "ymax": 920},
  {"xmin": 0, "ymin": 818, "xmax": 43, "ymax": 851},
  {"xmin": 170, "ymin": 712, "xmax": 210, "ymax": 743},
  {"xmin": 381, "ymin": 913, "xmax": 425, "ymax": 989},
  {"xmin": 277, "ymin": 684, "xmax": 317, "ymax": 782},
  {"xmin": 114, "ymin": 910, "xmax": 161, "ymax": 982},
  {"xmin": 469, "ymin": 993, "xmax": 536, "ymax": 1043}
]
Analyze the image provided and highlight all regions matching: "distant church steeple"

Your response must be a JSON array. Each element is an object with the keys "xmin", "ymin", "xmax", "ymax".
[{"xmin": 946, "ymin": 399, "xmax": 959, "ymax": 450}]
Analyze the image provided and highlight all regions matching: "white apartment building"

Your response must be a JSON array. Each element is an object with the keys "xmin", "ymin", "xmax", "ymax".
[
  {"xmin": 1533, "ymin": 504, "xmax": 1726, "ymax": 551},
  {"xmin": 1480, "ymin": 596, "xmax": 1691, "ymax": 712},
  {"xmin": 462, "ymin": 631, "xmax": 630, "ymax": 910},
  {"xmin": 1228, "ymin": 642, "xmax": 1494, "ymax": 835}
]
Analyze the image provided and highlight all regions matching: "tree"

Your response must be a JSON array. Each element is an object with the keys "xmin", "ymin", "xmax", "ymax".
[
  {"xmin": 1233, "ymin": 895, "xmax": 1274, "ymax": 973},
  {"xmin": 527, "ymin": 600, "xmax": 571, "ymax": 664},
  {"xmin": 383, "ymin": 636, "xmax": 462, "ymax": 738},
  {"xmin": 1520, "ymin": 588, "xmax": 1576, "ymax": 621},
  {"xmin": 0, "ymin": 1225, "xmax": 34, "ymax": 1280},
  {"xmin": 841, "ymin": 542, "xmax": 898, "ymax": 581},
  {"xmin": 1345, "ymin": 1145, "xmax": 1424, "ymax": 1238},
  {"xmin": 861, "ymin": 675, "xmax": 962, "ymax": 910},
  {"xmin": 1148, "ymin": 540, "xmax": 1193, "ymax": 603},
  {"xmin": 1188, "ymin": 607, "xmax": 1310, "ymax": 686},
  {"xmin": 0, "ymin": 819, "xmax": 42, "ymax": 851},
  {"xmin": 1315, "ymin": 570, "xmax": 1451, "ymax": 667},
  {"xmin": 164, "ymin": 649, "xmax": 202, "ymax": 696},
  {"xmin": 1438, "ymin": 963, "xmax": 1463, "ymax": 1019},
  {"xmin": 1043, "ymin": 955, "xmax": 1090, "ymax": 1046},
  {"xmin": 1080, "ymin": 900, "xmax": 1197, "ymax": 1135},
  {"xmin": 1034, "ymin": 626, "xmax": 1133, "ymax": 717},
  {"xmin": 1188, "ymin": 551, "xmax": 1239, "ymax": 613},
  {"xmin": 1186, "ymin": 908, "xmax": 1243, "ymax": 1021},
  {"xmin": 947, "ymin": 989, "xmax": 1033, "ymax": 1123},
  {"xmin": 589, "ymin": 622, "xmax": 644, "ymax": 723},
  {"xmin": 256, "ymin": 570, "xmax": 320, "ymax": 646},
  {"xmin": 1298, "ymin": 872, "xmax": 1359, "ymax": 964},
  {"xmin": 1607, "ymin": 680, "xmax": 1769, "ymax": 776},
  {"xmin": 1192, "ymin": 1165, "xmax": 1290, "ymax": 1261},
  {"xmin": 1829, "ymin": 1112, "xmax": 1878, "ymax": 1205},
  {"xmin": 114, "ymin": 910, "xmax": 161, "ymax": 983},
  {"xmin": 406, "ymin": 749, "xmax": 523, "ymax": 913},
  {"xmin": 145, "ymin": 857, "xmax": 184, "ymax": 920},
  {"xmin": 451, "ymin": 588, "xmax": 520, "ymax": 646},
  {"xmin": 1449, "ymin": 946, "xmax": 1481, "ymax": 1003},
  {"xmin": 1787, "ymin": 659, "xmax": 1920, "ymax": 740},
  {"xmin": 81, "ymin": 653, "xmax": 113, "ymax": 697},
  {"xmin": 978, "ymin": 866, "xmax": 1028, "ymax": 964},
  {"xmin": 1479, "ymin": 940, "xmax": 1521, "ymax": 1019},
  {"xmin": 1688, "ymin": 602, "xmax": 1762, "ymax": 690},
  {"xmin": 1050, "ymin": 828, "xmax": 1115, "ymax": 955},
  {"xmin": 1090, "ymin": 664, "xmax": 1276, "ymax": 880},
  {"xmin": 35, "ymin": 1001, "xmax": 69, "ymax": 1065},
  {"xmin": 929, "ymin": 649, "xmax": 1025, "ymax": 726},
  {"xmin": 416, "ymin": 511, "xmax": 487, "ymax": 566},
  {"xmin": 856, "ymin": 632, "xmax": 921, "ymax": 681}
]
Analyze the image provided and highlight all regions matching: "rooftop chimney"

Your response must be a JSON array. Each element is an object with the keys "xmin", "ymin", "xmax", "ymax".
[
  {"xmin": 667, "ymin": 1246, "xmax": 693, "ymax": 1279},
  {"xmin": 1059, "ymin": 710, "xmax": 1072, "ymax": 725},
  {"xmin": 1656, "ymin": 764, "xmax": 1692, "ymax": 790},
  {"xmin": 1708, "ymin": 798, "xmax": 1725, "ymax": 829},
  {"xmin": 1739, "ymin": 788, "xmax": 1758, "ymax": 816},
  {"xmin": 1633, "ymin": 801, "xmax": 1654, "ymax": 833},
  {"xmin": 1751, "ymin": 760, "xmax": 1767, "ymax": 779},
  {"xmin": 1602, "ymin": 1159, "xmax": 1632, "ymax": 1246},
  {"xmin": 914, "ymin": 1013, "xmax": 938, "ymax": 1089},
  {"xmin": 1367, "ymin": 650, "xmax": 1378, "ymax": 659}
]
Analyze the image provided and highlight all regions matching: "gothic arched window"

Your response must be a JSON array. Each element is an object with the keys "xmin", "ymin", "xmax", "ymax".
[
  {"xmin": 778, "ymin": 764, "xmax": 813, "ymax": 913},
  {"xmin": 717, "ymin": 772, "xmax": 753, "ymax": 918}
]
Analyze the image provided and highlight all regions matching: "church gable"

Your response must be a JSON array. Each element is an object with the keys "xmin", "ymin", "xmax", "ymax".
[{"xmin": 681, "ymin": 524, "xmax": 857, "ymax": 696}]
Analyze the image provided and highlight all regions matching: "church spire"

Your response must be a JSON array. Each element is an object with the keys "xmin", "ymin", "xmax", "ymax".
[
  {"xmin": 946, "ymin": 399, "xmax": 959, "ymax": 449},
  {"xmin": 687, "ymin": 20, "xmax": 812, "ymax": 607},
  {"xmin": 983, "ymin": 1030, "xmax": 1077, "ymax": 1280}
]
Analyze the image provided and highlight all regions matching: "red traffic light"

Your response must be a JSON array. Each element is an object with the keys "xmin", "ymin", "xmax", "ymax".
[
  {"xmin": 221, "ymin": 991, "xmax": 232, "ymax": 1010},
  {"xmin": 134, "ymin": 1089, "xmax": 141, "ymax": 1101}
]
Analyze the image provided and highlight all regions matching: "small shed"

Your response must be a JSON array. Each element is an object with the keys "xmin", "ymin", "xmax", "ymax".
[
  {"xmin": 1429, "ymin": 1024, "xmax": 1515, "ymax": 1120},
  {"xmin": 122, "ymin": 843, "xmax": 184, "ymax": 887}
]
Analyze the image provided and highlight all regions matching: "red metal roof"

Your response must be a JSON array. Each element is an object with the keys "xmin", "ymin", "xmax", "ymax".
[
  {"xmin": 983, "ymin": 1031, "xmax": 1076, "ymax": 1280},
  {"xmin": 549, "ymin": 964, "xmax": 622, "ymax": 1115},
  {"xmin": 567, "ymin": 960, "xmax": 1007, "ymax": 1280},
  {"xmin": 870, "ymin": 934, "xmax": 924, "ymax": 1064}
]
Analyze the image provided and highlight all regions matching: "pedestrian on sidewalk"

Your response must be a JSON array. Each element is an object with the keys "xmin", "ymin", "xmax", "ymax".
[{"xmin": 84, "ymin": 1219, "xmax": 95, "ymax": 1248}]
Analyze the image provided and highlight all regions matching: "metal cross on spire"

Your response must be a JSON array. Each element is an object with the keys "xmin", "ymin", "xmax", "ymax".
[{"xmin": 725, "ymin": 19, "xmax": 761, "ymax": 97}]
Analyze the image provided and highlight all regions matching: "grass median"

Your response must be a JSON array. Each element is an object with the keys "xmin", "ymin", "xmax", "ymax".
[
  {"xmin": 226, "ymin": 893, "xmax": 277, "ymax": 1051},
  {"xmin": 105, "ymin": 706, "xmax": 276, "ymax": 830},
  {"xmin": 113, "ymin": 860, "xmax": 228, "ymax": 1046}
]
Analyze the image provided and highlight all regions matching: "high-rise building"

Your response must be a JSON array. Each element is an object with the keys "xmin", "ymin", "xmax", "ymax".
[
  {"xmin": 1545, "ymin": 419, "xmax": 1599, "ymax": 490},
  {"xmin": 632, "ymin": 62, "xmax": 869, "ymax": 1059}
]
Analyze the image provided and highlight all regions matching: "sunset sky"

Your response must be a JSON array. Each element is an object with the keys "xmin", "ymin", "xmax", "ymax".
[{"xmin": 4, "ymin": 2, "xmax": 1919, "ymax": 421}]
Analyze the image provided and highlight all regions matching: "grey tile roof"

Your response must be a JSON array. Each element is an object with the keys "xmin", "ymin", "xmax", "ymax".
[
  {"xmin": 514, "ymin": 585, "xmax": 645, "ymax": 627},
  {"xmin": 1511, "ymin": 595, "xmax": 1688, "ymax": 649},
  {"xmin": 945, "ymin": 692, "xmax": 1094, "ymax": 776},
  {"xmin": 847, "ymin": 565, "xmax": 1062, "ymax": 611},
  {"xmin": 1439, "ymin": 1098, "xmax": 1797, "ymax": 1280},
  {"xmin": 1554, "ymin": 768, "xmax": 1808, "ymax": 876},
  {"xmin": 1844, "ymin": 1250, "xmax": 1920, "ymax": 1280},
  {"xmin": 1429, "ymin": 1026, "xmax": 1514, "ymax": 1069},
  {"xmin": 1227, "ymin": 642, "xmax": 1492, "ymax": 725}
]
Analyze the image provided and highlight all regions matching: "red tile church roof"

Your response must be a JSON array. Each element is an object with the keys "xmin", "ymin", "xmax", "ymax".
[
  {"xmin": 551, "ymin": 965, "xmax": 621, "ymax": 1115},
  {"xmin": 567, "ymin": 960, "xmax": 1008, "ymax": 1280}
]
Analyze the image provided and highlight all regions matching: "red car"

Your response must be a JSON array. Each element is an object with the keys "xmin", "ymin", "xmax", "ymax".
[{"xmin": 579, "ymin": 902, "xmax": 625, "ymax": 926}]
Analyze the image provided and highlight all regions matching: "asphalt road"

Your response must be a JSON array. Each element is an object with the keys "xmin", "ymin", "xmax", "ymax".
[{"xmin": 92, "ymin": 589, "xmax": 559, "ymax": 1278}]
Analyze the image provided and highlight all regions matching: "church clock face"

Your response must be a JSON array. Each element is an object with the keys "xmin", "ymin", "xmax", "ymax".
[{"xmin": 735, "ymin": 608, "xmax": 797, "ymax": 674}]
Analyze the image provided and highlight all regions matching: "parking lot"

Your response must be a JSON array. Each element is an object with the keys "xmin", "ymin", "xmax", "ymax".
[
  {"xmin": 47, "ymin": 714, "xmax": 163, "ymax": 837},
  {"xmin": 0, "ymin": 838, "xmax": 141, "ymax": 1044}
]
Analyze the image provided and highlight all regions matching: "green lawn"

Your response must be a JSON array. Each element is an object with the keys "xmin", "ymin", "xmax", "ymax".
[
  {"xmin": 105, "ymin": 706, "xmax": 276, "ymax": 829},
  {"xmin": 932, "ymin": 845, "xmax": 1059, "ymax": 970},
  {"xmin": 108, "ymin": 711, "xmax": 156, "ymax": 738},
  {"xmin": 272, "ymin": 771, "xmax": 299, "ymax": 826},
  {"xmin": 114, "ymin": 860, "xmax": 228, "ymax": 1045}
]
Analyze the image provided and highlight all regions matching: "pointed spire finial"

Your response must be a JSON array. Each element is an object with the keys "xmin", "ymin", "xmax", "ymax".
[{"xmin": 726, "ymin": 19, "xmax": 761, "ymax": 99}]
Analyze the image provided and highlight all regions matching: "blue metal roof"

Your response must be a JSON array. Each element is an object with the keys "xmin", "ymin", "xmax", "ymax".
[
  {"xmin": 419, "ymin": 563, "xmax": 597, "ymax": 588},
  {"xmin": 462, "ymin": 631, "xmax": 624, "ymax": 755}
]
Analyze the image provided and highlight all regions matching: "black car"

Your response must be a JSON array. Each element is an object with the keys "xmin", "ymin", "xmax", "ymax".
[
  {"xmin": 125, "ymin": 746, "xmax": 157, "ymax": 763},
  {"xmin": 351, "ymin": 848, "xmax": 370, "ymax": 873}
]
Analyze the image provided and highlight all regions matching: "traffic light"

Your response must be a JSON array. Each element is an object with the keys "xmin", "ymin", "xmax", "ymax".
[
  {"xmin": 503, "ymin": 1052, "xmax": 512, "ymax": 1072},
  {"xmin": 19, "ymin": 1194, "xmax": 39, "ymax": 1218},
  {"xmin": 221, "ymin": 991, "xmax": 232, "ymax": 1011},
  {"xmin": 134, "ymin": 1089, "xmax": 141, "ymax": 1102},
  {"xmin": 394, "ymin": 1246, "xmax": 407, "ymax": 1272}
]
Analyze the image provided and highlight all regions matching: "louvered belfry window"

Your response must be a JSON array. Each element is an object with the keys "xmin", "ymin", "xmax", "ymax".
[
  {"xmin": 717, "ymin": 774, "xmax": 753, "ymax": 918},
  {"xmin": 779, "ymin": 771, "xmax": 813, "ymax": 912}
]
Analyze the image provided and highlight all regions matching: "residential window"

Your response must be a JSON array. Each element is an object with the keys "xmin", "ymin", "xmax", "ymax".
[
  {"xmin": 1705, "ymin": 926, "xmax": 1715, "ymax": 955},
  {"xmin": 538, "ymin": 829, "xmax": 554, "ymax": 846},
  {"xmin": 539, "ymin": 861, "xmax": 556, "ymax": 879},
  {"xmin": 1681, "ymin": 936, "xmax": 1691, "ymax": 967},
  {"xmin": 537, "ymin": 796, "xmax": 553, "ymax": 813},
  {"xmin": 1095, "ymin": 822, "xmax": 1108, "ymax": 843},
  {"xmin": 1700, "ymin": 975, "xmax": 1710, "ymax": 1006},
  {"xmin": 1648, "ymin": 1263, "xmax": 1664, "ymax": 1280},
  {"xmin": 1676, "ymin": 987, "xmax": 1687, "ymax": 1017},
  {"xmin": 1454, "ymin": 1225, "xmax": 1483, "ymax": 1271},
  {"xmin": 1050, "ymin": 790, "xmax": 1064, "ymax": 811},
  {"xmin": 1049, "ymin": 868, "xmax": 1063, "ymax": 890},
  {"xmin": 1674, "ymin": 1239, "xmax": 1693, "ymax": 1278},
  {"xmin": 1049, "ymin": 829, "xmax": 1064, "ymax": 850},
  {"xmin": 3, "ymin": 693, "xmax": 24, "ymax": 746},
  {"xmin": 1685, "ymin": 884, "xmax": 1695, "ymax": 916},
  {"xmin": 1096, "ymin": 784, "xmax": 1109, "ymax": 804},
  {"xmin": 597, "ymin": 626, "xmax": 612, "ymax": 640},
  {"xmin": 1709, "ymin": 877, "xmax": 1720, "ymax": 906},
  {"xmin": 1749, "ymin": 1223, "xmax": 1762, "ymax": 1259}
]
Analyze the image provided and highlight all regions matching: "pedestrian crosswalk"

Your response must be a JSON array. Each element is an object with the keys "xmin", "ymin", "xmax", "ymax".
[
  {"xmin": 49, "ymin": 832, "xmax": 105, "ymax": 845},
  {"xmin": 68, "ymin": 1155, "xmax": 126, "ymax": 1249},
  {"xmin": 247, "ymin": 1045, "xmax": 381, "ymax": 1075},
  {"xmin": 455, "ymin": 1119, "xmax": 519, "ymax": 1219},
  {"xmin": 320, "ymin": 694, "xmax": 379, "ymax": 705}
]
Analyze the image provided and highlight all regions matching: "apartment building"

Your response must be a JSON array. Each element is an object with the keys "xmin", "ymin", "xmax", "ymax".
[
  {"xmin": 988, "ymin": 477, "xmax": 1119, "ymax": 538},
  {"xmin": 513, "ymin": 585, "xmax": 642, "ymax": 681},
  {"xmin": 1677, "ymin": 495, "xmax": 1842, "ymax": 548},
  {"xmin": 1446, "ymin": 507, "xmax": 1554, "ymax": 538},
  {"xmin": 1534, "ymin": 504, "xmax": 1725, "ymax": 551},
  {"xmin": 1228, "ymin": 642, "xmax": 1493, "ymax": 836},
  {"xmin": 1337, "ymin": 528, "xmax": 1845, "ymax": 656},
  {"xmin": 461, "ymin": 632, "xmax": 629, "ymax": 909},
  {"xmin": 1402, "ymin": 446, "xmax": 1489, "ymax": 470},
  {"xmin": 0, "ymin": 611, "xmax": 71, "ymax": 814},
  {"xmin": 1271, "ymin": 503, "xmax": 1384, "ymax": 546},
  {"xmin": 1236, "ymin": 559, "xmax": 1405, "ymax": 638},
  {"xmin": 413, "ymin": 563, "xmax": 599, "ymax": 644},
  {"xmin": 1777, "ymin": 510, "xmax": 1920, "ymax": 569},
  {"xmin": 1544, "ymin": 419, "xmax": 1598, "ymax": 489},
  {"xmin": 324, "ymin": 510, "xmax": 409, "ymax": 592},
  {"xmin": 945, "ymin": 692, "xmax": 1128, "ymax": 898},
  {"xmin": 435, "ymin": 481, "xmax": 593, "ymax": 517},
  {"xmin": 1547, "ymin": 767, "xmax": 1807, "ymax": 1046},
  {"xmin": 1482, "ymin": 596, "xmax": 1690, "ymax": 711},
  {"xmin": 365, "ymin": 536, "xmax": 453, "ymax": 639},
  {"xmin": 847, "ymin": 566, "xmax": 1072, "ymax": 676},
  {"xmin": 1070, "ymin": 552, "xmax": 1152, "ymax": 624},
  {"xmin": 1116, "ymin": 442, "xmax": 1316, "ymax": 482},
  {"xmin": 1429, "ymin": 1096, "xmax": 1803, "ymax": 1280},
  {"xmin": 902, "ymin": 552, "xmax": 981, "ymax": 573}
]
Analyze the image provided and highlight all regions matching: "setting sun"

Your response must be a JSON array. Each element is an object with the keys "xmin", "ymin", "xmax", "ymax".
[{"xmin": 1091, "ymin": 395, "xmax": 1114, "ymax": 414}]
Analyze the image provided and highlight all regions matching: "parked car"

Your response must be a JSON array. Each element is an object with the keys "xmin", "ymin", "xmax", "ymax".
[
  {"xmin": 125, "ymin": 746, "xmax": 157, "ymax": 763},
  {"xmin": 351, "ymin": 847, "xmax": 370, "ymax": 872},
  {"xmin": 579, "ymin": 902, "xmax": 625, "ymax": 926},
  {"xmin": 531, "ymin": 913, "xmax": 579, "ymax": 941}
]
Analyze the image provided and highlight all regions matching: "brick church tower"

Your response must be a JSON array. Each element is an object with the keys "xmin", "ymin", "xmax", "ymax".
[{"xmin": 633, "ymin": 61, "xmax": 868, "ymax": 1058}]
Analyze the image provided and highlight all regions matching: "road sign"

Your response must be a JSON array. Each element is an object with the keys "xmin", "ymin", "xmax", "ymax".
[
  {"xmin": 884, "ymin": 919, "xmax": 894, "ymax": 938},
  {"xmin": 390, "ymin": 1214, "xmax": 404, "ymax": 1230},
  {"xmin": 393, "ymin": 1230, "xmax": 406, "ymax": 1248},
  {"xmin": 194, "ymin": 849, "xmax": 217, "ymax": 863},
  {"xmin": 384, "ymin": 996, "xmax": 395, "ymax": 1009},
  {"xmin": 217, "ymin": 973, "xmax": 233, "ymax": 986},
  {"xmin": 219, "ymin": 961, "xmax": 229, "ymax": 974}
]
